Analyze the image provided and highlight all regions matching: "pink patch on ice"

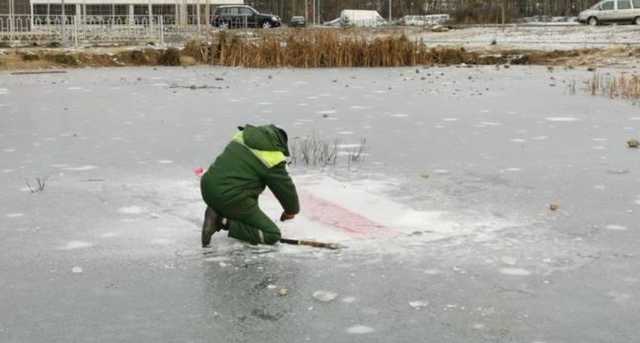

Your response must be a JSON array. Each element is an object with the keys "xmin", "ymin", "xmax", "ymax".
[
  {"xmin": 194, "ymin": 167, "xmax": 205, "ymax": 177},
  {"xmin": 300, "ymin": 192, "xmax": 396, "ymax": 238}
]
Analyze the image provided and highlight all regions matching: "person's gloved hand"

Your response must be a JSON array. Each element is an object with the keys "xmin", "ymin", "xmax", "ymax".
[{"xmin": 280, "ymin": 212, "xmax": 296, "ymax": 222}]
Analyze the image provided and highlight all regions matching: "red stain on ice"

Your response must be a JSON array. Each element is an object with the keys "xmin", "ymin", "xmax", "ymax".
[{"xmin": 300, "ymin": 191, "xmax": 395, "ymax": 238}]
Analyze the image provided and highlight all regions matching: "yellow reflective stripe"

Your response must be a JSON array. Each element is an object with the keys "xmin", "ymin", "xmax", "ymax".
[{"xmin": 232, "ymin": 131, "xmax": 286, "ymax": 168}]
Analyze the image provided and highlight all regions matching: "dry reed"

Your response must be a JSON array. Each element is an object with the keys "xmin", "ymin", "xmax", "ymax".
[
  {"xmin": 587, "ymin": 72, "xmax": 640, "ymax": 102},
  {"xmin": 189, "ymin": 30, "xmax": 480, "ymax": 68}
]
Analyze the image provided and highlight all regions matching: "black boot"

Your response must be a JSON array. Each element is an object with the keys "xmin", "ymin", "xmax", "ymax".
[{"xmin": 202, "ymin": 207, "xmax": 224, "ymax": 247}]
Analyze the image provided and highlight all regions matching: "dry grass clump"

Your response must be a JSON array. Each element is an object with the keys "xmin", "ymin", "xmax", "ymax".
[
  {"xmin": 588, "ymin": 72, "xmax": 640, "ymax": 102},
  {"xmin": 289, "ymin": 133, "xmax": 367, "ymax": 168},
  {"xmin": 193, "ymin": 30, "xmax": 480, "ymax": 68}
]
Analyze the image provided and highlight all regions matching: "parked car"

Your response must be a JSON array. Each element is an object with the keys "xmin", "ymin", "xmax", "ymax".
[
  {"xmin": 400, "ymin": 14, "xmax": 450, "ymax": 26},
  {"xmin": 212, "ymin": 5, "xmax": 281, "ymax": 29},
  {"xmin": 290, "ymin": 16, "xmax": 306, "ymax": 27},
  {"xmin": 578, "ymin": 0, "xmax": 640, "ymax": 25}
]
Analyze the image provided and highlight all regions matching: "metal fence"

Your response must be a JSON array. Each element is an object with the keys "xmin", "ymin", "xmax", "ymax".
[{"xmin": 0, "ymin": 14, "xmax": 247, "ymax": 46}]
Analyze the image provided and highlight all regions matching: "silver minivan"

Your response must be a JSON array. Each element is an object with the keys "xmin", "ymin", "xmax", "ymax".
[{"xmin": 578, "ymin": 0, "xmax": 640, "ymax": 25}]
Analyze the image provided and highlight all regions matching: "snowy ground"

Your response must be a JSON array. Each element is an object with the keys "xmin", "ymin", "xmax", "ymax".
[
  {"xmin": 1, "ymin": 66, "xmax": 640, "ymax": 342},
  {"xmin": 414, "ymin": 24, "xmax": 640, "ymax": 50}
]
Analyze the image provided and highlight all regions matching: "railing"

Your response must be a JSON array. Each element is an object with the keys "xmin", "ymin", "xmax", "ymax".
[{"xmin": 0, "ymin": 14, "xmax": 251, "ymax": 46}]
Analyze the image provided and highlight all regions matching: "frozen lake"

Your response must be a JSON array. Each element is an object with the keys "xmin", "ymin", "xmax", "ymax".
[{"xmin": 1, "ymin": 66, "xmax": 639, "ymax": 342}]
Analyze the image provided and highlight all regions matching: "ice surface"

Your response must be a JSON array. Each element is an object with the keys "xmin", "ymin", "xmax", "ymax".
[{"xmin": 1, "ymin": 66, "xmax": 639, "ymax": 342}]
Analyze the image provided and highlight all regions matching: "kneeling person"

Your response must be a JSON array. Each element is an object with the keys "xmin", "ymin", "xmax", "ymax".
[{"xmin": 200, "ymin": 124, "xmax": 299, "ymax": 247}]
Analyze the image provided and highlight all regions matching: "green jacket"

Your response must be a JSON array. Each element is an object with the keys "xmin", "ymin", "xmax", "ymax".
[{"xmin": 201, "ymin": 124, "xmax": 300, "ymax": 215}]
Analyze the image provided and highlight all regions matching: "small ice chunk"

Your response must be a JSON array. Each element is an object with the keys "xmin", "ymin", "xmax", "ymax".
[
  {"xmin": 346, "ymin": 325, "xmax": 374, "ymax": 334},
  {"xmin": 71, "ymin": 266, "xmax": 83, "ymax": 273},
  {"xmin": 604, "ymin": 224, "xmax": 628, "ymax": 231},
  {"xmin": 313, "ymin": 290, "xmax": 338, "ymax": 302},
  {"xmin": 60, "ymin": 241, "xmax": 93, "ymax": 250},
  {"xmin": 409, "ymin": 300, "xmax": 429, "ymax": 309},
  {"xmin": 499, "ymin": 268, "xmax": 531, "ymax": 276},
  {"xmin": 267, "ymin": 284, "xmax": 277, "ymax": 289}
]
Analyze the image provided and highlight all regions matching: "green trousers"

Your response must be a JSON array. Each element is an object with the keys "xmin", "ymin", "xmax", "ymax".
[
  {"xmin": 201, "ymin": 177, "xmax": 281, "ymax": 245},
  {"xmin": 224, "ymin": 204, "xmax": 281, "ymax": 245}
]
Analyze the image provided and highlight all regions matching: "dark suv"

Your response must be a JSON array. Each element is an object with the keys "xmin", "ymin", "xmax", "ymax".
[{"xmin": 212, "ymin": 5, "xmax": 281, "ymax": 28}]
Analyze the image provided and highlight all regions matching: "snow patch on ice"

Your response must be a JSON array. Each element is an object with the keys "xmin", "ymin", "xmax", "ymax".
[
  {"xmin": 157, "ymin": 160, "xmax": 173, "ymax": 164},
  {"xmin": 390, "ymin": 113, "xmax": 409, "ymax": 118},
  {"xmin": 100, "ymin": 232, "xmax": 119, "ymax": 238},
  {"xmin": 6, "ymin": 213, "xmax": 24, "ymax": 218},
  {"xmin": 500, "ymin": 167, "xmax": 522, "ymax": 173},
  {"xmin": 499, "ymin": 268, "xmax": 531, "ymax": 276},
  {"xmin": 59, "ymin": 241, "xmax": 94, "ymax": 250},
  {"xmin": 3, "ymin": 148, "xmax": 16, "ymax": 152},
  {"xmin": 409, "ymin": 300, "xmax": 429, "ymax": 309},
  {"xmin": 604, "ymin": 224, "xmax": 627, "ymax": 231},
  {"xmin": 346, "ymin": 325, "xmax": 374, "ymax": 334},
  {"xmin": 71, "ymin": 266, "xmax": 83, "ymax": 273},
  {"xmin": 317, "ymin": 110, "xmax": 336, "ymax": 115},
  {"xmin": 313, "ymin": 290, "xmax": 338, "ymax": 302},
  {"xmin": 341, "ymin": 296, "xmax": 356, "ymax": 303},
  {"xmin": 545, "ymin": 117, "xmax": 580, "ymax": 122},
  {"xmin": 62, "ymin": 165, "xmax": 97, "ymax": 171},
  {"xmin": 510, "ymin": 138, "xmax": 527, "ymax": 143},
  {"xmin": 118, "ymin": 206, "xmax": 147, "ymax": 215},
  {"xmin": 337, "ymin": 131, "xmax": 354, "ymax": 135},
  {"xmin": 531, "ymin": 136, "xmax": 548, "ymax": 141}
]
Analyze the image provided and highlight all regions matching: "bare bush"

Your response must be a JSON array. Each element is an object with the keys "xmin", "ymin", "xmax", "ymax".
[
  {"xmin": 25, "ymin": 177, "xmax": 48, "ymax": 193},
  {"xmin": 289, "ymin": 134, "xmax": 367, "ymax": 168}
]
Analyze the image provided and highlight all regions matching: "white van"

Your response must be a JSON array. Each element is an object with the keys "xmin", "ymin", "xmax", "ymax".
[{"xmin": 578, "ymin": 0, "xmax": 640, "ymax": 25}]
